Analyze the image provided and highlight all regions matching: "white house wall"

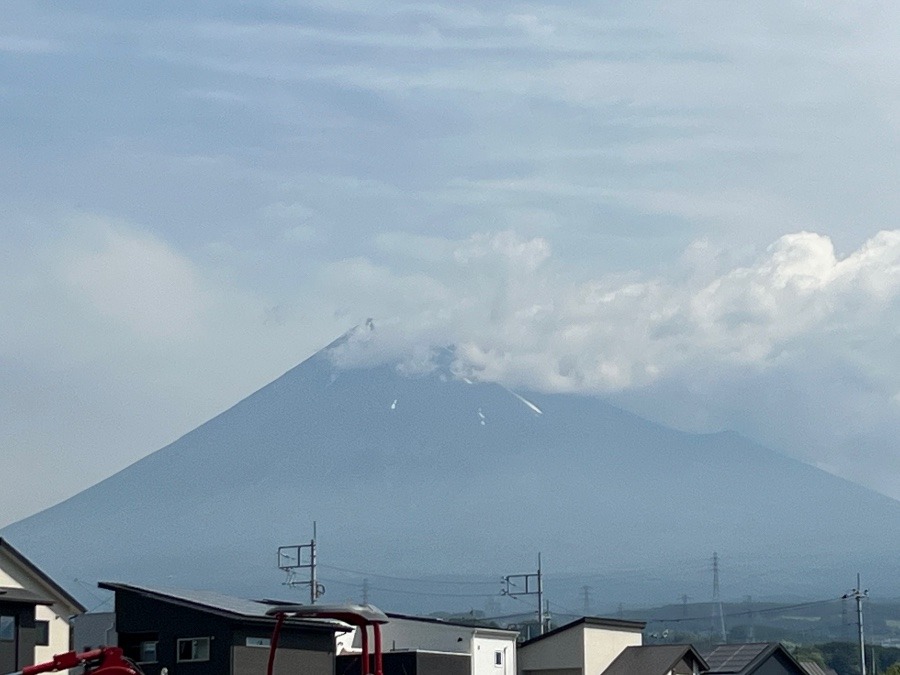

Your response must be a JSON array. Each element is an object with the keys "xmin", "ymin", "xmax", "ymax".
[
  {"xmin": 338, "ymin": 619, "xmax": 517, "ymax": 675},
  {"xmin": 473, "ymin": 633, "xmax": 516, "ymax": 675},
  {"xmin": 581, "ymin": 626, "xmax": 642, "ymax": 675},
  {"xmin": 371, "ymin": 618, "xmax": 473, "ymax": 654},
  {"xmin": 0, "ymin": 548, "xmax": 81, "ymax": 672},
  {"xmin": 518, "ymin": 623, "xmax": 643, "ymax": 675}
]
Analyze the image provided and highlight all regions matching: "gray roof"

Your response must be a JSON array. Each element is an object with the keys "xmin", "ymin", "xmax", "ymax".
[
  {"xmin": 0, "ymin": 586, "xmax": 54, "ymax": 605},
  {"xmin": 799, "ymin": 661, "xmax": 837, "ymax": 675},
  {"xmin": 602, "ymin": 644, "xmax": 708, "ymax": 675},
  {"xmin": 705, "ymin": 644, "xmax": 772, "ymax": 673},
  {"xmin": 704, "ymin": 643, "xmax": 805, "ymax": 675},
  {"xmin": 99, "ymin": 582, "xmax": 345, "ymax": 630}
]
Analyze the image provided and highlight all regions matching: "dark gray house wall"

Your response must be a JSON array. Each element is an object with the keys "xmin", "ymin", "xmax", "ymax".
[
  {"xmin": 0, "ymin": 601, "xmax": 37, "ymax": 672},
  {"xmin": 752, "ymin": 650, "xmax": 808, "ymax": 675},
  {"xmin": 113, "ymin": 588, "xmax": 335, "ymax": 675}
]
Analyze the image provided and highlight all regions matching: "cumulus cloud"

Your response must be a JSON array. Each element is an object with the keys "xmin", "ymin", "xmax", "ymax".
[{"xmin": 330, "ymin": 228, "xmax": 899, "ymax": 393}]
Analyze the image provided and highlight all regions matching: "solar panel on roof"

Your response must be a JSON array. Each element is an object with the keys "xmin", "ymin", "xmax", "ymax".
[{"xmin": 705, "ymin": 644, "xmax": 769, "ymax": 672}]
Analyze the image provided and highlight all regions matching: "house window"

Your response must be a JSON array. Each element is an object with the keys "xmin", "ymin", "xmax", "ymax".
[
  {"xmin": 0, "ymin": 616, "xmax": 14, "ymax": 641},
  {"xmin": 494, "ymin": 651, "xmax": 503, "ymax": 666},
  {"xmin": 177, "ymin": 637, "xmax": 210, "ymax": 662},
  {"xmin": 139, "ymin": 641, "xmax": 158, "ymax": 663},
  {"xmin": 35, "ymin": 620, "xmax": 50, "ymax": 646}
]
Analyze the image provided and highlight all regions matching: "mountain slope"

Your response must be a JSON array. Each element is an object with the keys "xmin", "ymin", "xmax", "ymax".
[{"xmin": 4, "ymin": 331, "xmax": 899, "ymax": 609}]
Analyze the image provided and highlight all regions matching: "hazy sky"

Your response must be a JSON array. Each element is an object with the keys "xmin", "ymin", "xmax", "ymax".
[{"xmin": 2, "ymin": 1, "xmax": 898, "ymax": 527}]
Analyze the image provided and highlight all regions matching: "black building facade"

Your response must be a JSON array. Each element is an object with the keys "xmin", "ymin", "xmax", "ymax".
[
  {"xmin": 337, "ymin": 650, "xmax": 469, "ymax": 675},
  {"xmin": 101, "ymin": 582, "xmax": 343, "ymax": 675}
]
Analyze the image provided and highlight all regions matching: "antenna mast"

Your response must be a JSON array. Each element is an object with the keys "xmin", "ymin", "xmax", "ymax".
[
  {"xmin": 503, "ymin": 553, "xmax": 548, "ymax": 635},
  {"xmin": 277, "ymin": 521, "xmax": 325, "ymax": 604}
]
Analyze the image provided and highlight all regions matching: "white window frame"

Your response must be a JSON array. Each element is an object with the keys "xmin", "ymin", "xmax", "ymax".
[{"xmin": 177, "ymin": 637, "xmax": 211, "ymax": 663}]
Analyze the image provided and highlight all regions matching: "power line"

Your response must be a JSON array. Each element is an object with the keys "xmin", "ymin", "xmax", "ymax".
[
  {"xmin": 319, "ymin": 577, "xmax": 498, "ymax": 599},
  {"xmin": 643, "ymin": 597, "xmax": 842, "ymax": 624},
  {"xmin": 318, "ymin": 563, "xmax": 500, "ymax": 586}
]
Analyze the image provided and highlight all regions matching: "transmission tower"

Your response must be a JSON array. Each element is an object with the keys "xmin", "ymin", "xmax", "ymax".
[
  {"xmin": 681, "ymin": 594, "xmax": 690, "ymax": 619},
  {"xmin": 711, "ymin": 552, "xmax": 727, "ymax": 643},
  {"xmin": 582, "ymin": 586, "xmax": 592, "ymax": 615},
  {"xmin": 362, "ymin": 578, "xmax": 369, "ymax": 605},
  {"xmin": 842, "ymin": 596, "xmax": 851, "ymax": 644}
]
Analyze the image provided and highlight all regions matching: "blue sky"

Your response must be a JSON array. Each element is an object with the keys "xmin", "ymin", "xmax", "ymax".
[{"xmin": 1, "ymin": 1, "xmax": 898, "ymax": 525}]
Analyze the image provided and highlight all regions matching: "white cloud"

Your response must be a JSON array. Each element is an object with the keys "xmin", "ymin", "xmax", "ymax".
[
  {"xmin": 326, "ymin": 228, "xmax": 899, "ymax": 401},
  {"xmin": 60, "ymin": 218, "xmax": 211, "ymax": 342}
]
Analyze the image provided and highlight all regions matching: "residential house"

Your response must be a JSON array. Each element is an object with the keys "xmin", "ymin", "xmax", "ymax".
[
  {"xmin": 0, "ymin": 538, "xmax": 85, "ymax": 672},
  {"xmin": 336, "ymin": 612, "xmax": 519, "ymax": 675},
  {"xmin": 601, "ymin": 644, "xmax": 708, "ymax": 675},
  {"xmin": 704, "ymin": 643, "xmax": 808, "ymax": 675},
  {"xmin": 99, "ymin": 582, "xmax": 348, "ymax": 675},
  {"xmin": 517, "ymin": 617, "xmax": 646, "ymax": 675}
]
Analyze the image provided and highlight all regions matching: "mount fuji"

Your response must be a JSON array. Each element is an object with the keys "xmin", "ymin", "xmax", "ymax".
[{"xmin": 4, "ymin": 326, "xmax": 900, "ymax": 611}]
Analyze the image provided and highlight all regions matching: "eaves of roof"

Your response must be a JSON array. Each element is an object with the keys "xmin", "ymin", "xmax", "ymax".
[{"xmin": 0, "ymin": 538, "xmax": 87, "ymax": 613}]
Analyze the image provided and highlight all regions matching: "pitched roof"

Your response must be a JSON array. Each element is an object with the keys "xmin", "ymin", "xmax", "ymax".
[
  {"xmin": 520, "ymin": 616, "xmax": 647, "ymax": 647},
  {"xmin": 99, "ymin": 581, "xmax": 345, "ymax": 631},
  {"xmin": 799, "ymin": 661, "xmax": 838, "ymax": 675},
  {"xmin": 603, "ymin": 644, "xmax": 709, "ymax": 675},
  {"xmin": 704, "ymin": 643, "xmax": 805, "ymax": 675},
  {"xmin": 0, "ymin": 538, "xmax": 86, "ymax": 613}
]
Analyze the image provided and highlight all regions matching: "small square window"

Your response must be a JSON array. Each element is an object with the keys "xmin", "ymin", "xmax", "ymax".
[
  {"xmin": 0, "ymin": 616, "xmax": 14, "ymax": 641},
  {"xmin": 177, "ymin": 637, "xmax": 210, "ymax": 662},
  {"xmin": 35, "ymin": 620, "xmax": 50, "ymax": 646},
  {"xmin": 494, "ymin": 651, "xmax": 503, "ymax": 666},
  {"xmin": 139, "ymin": 641, "xmax": 158, "ymax": 663}
]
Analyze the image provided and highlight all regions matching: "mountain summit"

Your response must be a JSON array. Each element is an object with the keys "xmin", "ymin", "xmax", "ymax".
[{"xmin": 4, "ymin": 329, "xmax": 899, "ymax": 608}]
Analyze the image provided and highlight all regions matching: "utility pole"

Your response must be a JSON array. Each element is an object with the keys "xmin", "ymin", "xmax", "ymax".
[
  {"xmin": 277, "ymin": 522, "xmax": 325, "ymax": 604},
  {"xmin": 843, "ymin": 574, "xmax": 868, "ymax": 675},
  {"xmin": 712, "ymin": 552, "xmax": 726, "ymax": 643},
  {"xmin": 503, "ymin": 553, "xmax": 547, "ymax": 635},
  {"xmin": 309, "ymin": 521, "xmax": 318, "ymax": 605}
]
